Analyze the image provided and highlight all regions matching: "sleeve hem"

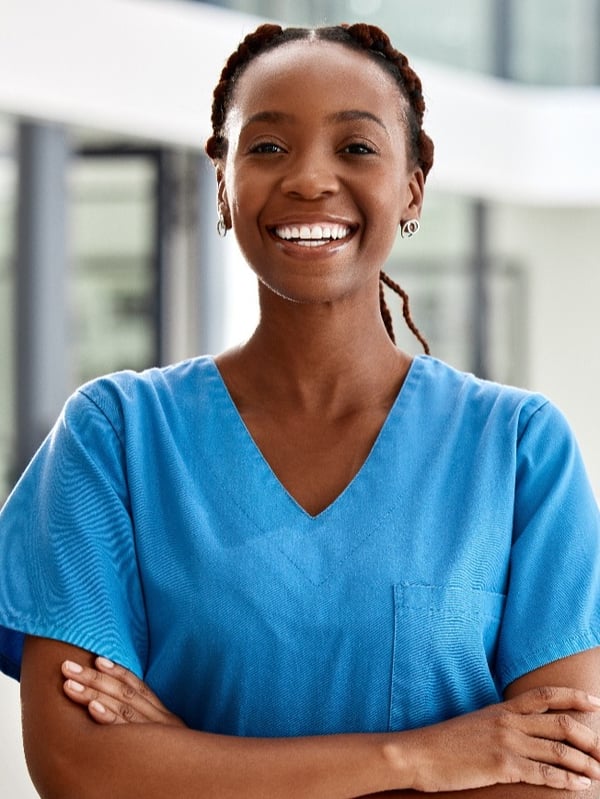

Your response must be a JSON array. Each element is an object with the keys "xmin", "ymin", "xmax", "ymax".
[
  {"xmin": 0, "ymin": 615, "xmax": 144, "ymax": 682},
  {"xmin": 496, "ymin": 629, "xmax": 600, "ymax": 693}
]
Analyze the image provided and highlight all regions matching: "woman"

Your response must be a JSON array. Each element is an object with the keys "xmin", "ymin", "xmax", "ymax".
[{"xmin": 2, "ymin": 22, "xmax": 600, "ymax": 798}]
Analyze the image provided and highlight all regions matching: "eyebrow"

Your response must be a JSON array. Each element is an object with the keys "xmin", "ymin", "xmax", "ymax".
[
  {"xmin": 241, "ymin": 109, "xmax": 388, "ymax": 132},
  {"xmin": 327, "ymin": 110, "xmax": 388, "ymax": 130}
]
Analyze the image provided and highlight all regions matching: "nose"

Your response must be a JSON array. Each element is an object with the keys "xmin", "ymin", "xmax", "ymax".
[{"xmin": 279, "ymin": 148, "xmax": 339, "ymax": 200}]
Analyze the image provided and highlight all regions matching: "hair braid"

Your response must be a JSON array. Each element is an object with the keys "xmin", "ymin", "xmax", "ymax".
[
  {"xmin": 206, "ymin": 23, "xmax": 286, "ymax": 161},
  {"xmin": 379, "ymin": 279, "xmax": 396, "ymax": 345},
  {"xmin": 380, "ymin": 271, "xmax": 430, "ymax": 354},
  {"xmin": 206, "ymin": 22, "xmax": 433, "ymax": 352}
]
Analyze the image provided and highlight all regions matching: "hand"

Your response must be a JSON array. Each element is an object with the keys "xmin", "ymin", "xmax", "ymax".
[
  {"xmin": 399, "ymin": 686, "xmax": 600, "ymax": 792},
  {"xmin": 62, "ymin": 656, "xmax": 187, "ymax": 728}
]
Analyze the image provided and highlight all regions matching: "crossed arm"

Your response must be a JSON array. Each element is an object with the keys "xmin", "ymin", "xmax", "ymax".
[{"xmin": 20, "ymin": 636, "xmax": 600, "ymax": 799}]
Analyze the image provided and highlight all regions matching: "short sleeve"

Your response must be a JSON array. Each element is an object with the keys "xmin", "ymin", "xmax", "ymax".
[
  {"xmin": 495, "ymin": 400, "xmax": 600, "ymax": 691},
  {"xmin": 0, "ymin": 389, "xmax": 148, "ymax": 680}
]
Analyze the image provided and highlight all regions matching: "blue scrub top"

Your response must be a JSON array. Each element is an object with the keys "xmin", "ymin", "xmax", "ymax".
[{"xmin": 1, "ymin": 355, "xmax": 599, "ymax": 737}]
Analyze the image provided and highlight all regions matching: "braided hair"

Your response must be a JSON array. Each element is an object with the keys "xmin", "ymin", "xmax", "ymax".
[{"xmin": 206, "ymin": 23, "xmax": 434, "ymax": 353}]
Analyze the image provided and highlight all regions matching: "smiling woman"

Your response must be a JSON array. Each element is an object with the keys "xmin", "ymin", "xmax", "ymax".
[
  {"xmin": 220, "ymin": 41, "xmax": 418, "ymax": 311},
  {"xmin": 1, "ymin": 21, "xmax": 600, "ymax": 799}
]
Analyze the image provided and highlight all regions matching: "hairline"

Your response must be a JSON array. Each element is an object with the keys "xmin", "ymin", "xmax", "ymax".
[{"xmin": 220, "ymin": 33, "xmax": 412, "ymax": 159}]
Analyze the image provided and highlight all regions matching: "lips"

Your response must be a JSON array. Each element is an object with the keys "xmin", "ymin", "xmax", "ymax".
[{"xmin": 271, "ymin": 222, "xmax": 354, "ymax": 247}]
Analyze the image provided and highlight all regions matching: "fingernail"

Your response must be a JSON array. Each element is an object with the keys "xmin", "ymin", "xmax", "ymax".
[
  {"xmin": 66, "ymin": 679, "xmax": 85, "ymax": 693},
  {"xmin": 90, "ymin": 700, "xmax": 106, "ymax": 714},
  {"xmin": 588, "ymin": 694, "xmax": 600, "ymax": 707},
  {"xmin": 575, "ymin": 776, "xmax": 591, "ymax": 787},
  {"xmin": 64, "ymin": 660, "xmax": 83, "ymax": 674},
  {"xmin": 96, "ymin": 656, "xmax": 115, "ymax": 669}
]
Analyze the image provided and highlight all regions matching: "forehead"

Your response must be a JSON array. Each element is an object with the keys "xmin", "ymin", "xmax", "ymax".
[{"xmin": 228, "ymin": 39, "xmax": 406, "ymax": 126}]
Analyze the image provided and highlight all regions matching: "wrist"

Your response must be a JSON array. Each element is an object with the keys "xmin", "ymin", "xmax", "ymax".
[{"xmin": 379, "ymin": 731, "xmax": 417, "ymax": 791}]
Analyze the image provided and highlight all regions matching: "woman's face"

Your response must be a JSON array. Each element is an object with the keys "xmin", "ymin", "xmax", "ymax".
[{"xmin": 217, "ymin": 40, "xmax": 424, "ymax": 306}]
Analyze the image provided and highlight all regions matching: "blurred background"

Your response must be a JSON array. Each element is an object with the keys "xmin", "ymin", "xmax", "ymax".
[{"xmin": 1, "ymin": 0, "xmax": 599, "ymax": 795}]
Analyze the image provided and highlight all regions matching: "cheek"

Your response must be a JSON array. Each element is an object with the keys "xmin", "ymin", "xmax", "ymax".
[
  {"xmin": 228, "ymin": 171, "xmax": 266, "ymax": 219},
  {"xmin": 368, "ymin": 188, "xmax": 402, "ymax": 237}
]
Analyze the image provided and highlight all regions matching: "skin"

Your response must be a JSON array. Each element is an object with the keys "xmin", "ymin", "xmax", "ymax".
[{"xmin": 19, "ymin": 39, "xmax": 600, "ymax": 798}]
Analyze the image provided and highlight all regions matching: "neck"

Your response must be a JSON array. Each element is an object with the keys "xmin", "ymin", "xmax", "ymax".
[{"xmin": 219, "ymin": 283, "xmax": 413, "ymax": 413}]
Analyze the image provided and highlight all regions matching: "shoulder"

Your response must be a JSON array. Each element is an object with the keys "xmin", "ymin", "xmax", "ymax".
[
  {"xmin": 62, "ymin": 356, "xmax": 217, "ymax": 436},
  {"xmin": 413, "ymin": 355, "xmax": 549, "ymax": 435}
]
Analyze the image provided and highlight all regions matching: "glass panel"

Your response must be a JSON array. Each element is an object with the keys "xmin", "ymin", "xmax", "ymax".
[
  {"xmin": 343, "ymin": 0, "xmax": 495, "ymax": 74},
  {"xmin": 384, "ymin": 192, "xmax": 527, "ymax": 385},
  {"xmin": 69, "ymin": 155, "xmax": 156, "ymax": 387},
  {"xmin": 511, "ymin": 0, "xmax": 599, "ymax": 85},
  {"xmin": 199, "ymin": 0, "xmax": 599, "ymax": 85},
  {"xmin": 385, "ymin": 192, "xmax": 472, "ymax": 367},
  {"xmin": 199, "ymin": 0, "xmax": 496, "ymax": 73},
  {"xmin": 0, "ymin": 118, "xmax": 16, "ymax": 502}
]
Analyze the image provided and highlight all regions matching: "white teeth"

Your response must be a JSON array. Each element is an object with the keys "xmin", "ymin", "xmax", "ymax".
[{"xmin": 274, "ymin": 224, "xmax": 350, "ymax": 242}]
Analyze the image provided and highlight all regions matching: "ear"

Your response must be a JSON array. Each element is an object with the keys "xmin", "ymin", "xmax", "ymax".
[
  {"xmin": 401, "ymin": 167, "xmax": 425, "ymax": 223},
  {"xmin": 215, "ymin": 163, "xmax": 232, "ymax": 228}
]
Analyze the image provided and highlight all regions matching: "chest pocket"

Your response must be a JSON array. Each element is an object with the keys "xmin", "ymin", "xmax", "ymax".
[{"xmin": 389, "ymin": 583, "xmax": 505, "ymax": 732}]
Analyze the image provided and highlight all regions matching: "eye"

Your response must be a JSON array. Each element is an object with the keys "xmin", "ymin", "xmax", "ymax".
[
  {"xmin": 341, "ymin": 140, "xmax": 378, "ymax": 156},
  {"xmin": 248, "ymin": 141, "xmax": 286, "ymax": 155}
]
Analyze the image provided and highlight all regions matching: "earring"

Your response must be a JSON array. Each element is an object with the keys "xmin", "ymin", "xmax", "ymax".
[
  {"xmin": 216, "ymin": 213, "xmax": 227, "ymax": 238},
  {"xmin": 401, "ymin": 219, "xmax": 420, "ymax": 239}
]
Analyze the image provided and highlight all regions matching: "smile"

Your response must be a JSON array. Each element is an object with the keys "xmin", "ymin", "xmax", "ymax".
[{"xmin": 271, "ymin": 223, "xmax": 353, "ymax": 247}]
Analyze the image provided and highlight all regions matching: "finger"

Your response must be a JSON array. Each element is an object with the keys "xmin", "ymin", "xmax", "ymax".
[
  {"xmin": 536, "ymin": 767, "xmax": 593, "ymax": 792},
  {"xmin": 514, "ymin": 756, "xmax": 595, "ymax": 792},
  {"xmin": 62, "ymin": 678, "xmax": 151, "ymax": 724},
  {"xmin": 88, "ymin": 699, "xmax": 122, "ymax": 726},
  {"xmin": 94, "ymin": 657, "xmax": 170, "ymax": 714},
  {"xmin": 62, "ymin": 660, "xmax": 183, "ymax": 726},
  {"xmin": 517, "ymin": 734, "xmax": 600, "ymax": 784},
  {"xmin": 519, "ymin": 711, "xmax": 600, "ymax": 760},
  {"xmin": 62, "ymin": 661, "xmax": 160, "ymax": 722},
  {"xmin": 506, "ymin": 686, "xmax": 600, "ymax": 715}
]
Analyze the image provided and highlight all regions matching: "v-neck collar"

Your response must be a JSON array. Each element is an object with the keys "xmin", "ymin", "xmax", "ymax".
[
  {"xmin": 195, "ymin": 355, "xmax": 428, "ymax": 586},
  {"xmin": 204, "ymin": 355, "xmax": 426, "ymax": 521}
]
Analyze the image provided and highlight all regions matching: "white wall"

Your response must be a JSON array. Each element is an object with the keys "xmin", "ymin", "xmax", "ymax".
[
  {"xmin": 0, "ymin": 676, "xmax": 35, "ymax": 798},
  {"xmin": 491, "ymin": 205, "xmax": 600, "ymax": 495}
]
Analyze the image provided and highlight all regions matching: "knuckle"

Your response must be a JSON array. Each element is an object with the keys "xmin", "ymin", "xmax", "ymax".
[
  {"xmin": 136, "ymin": 682, "xmax": 151, "ymax": 698},
  {"xmin": 538, "ymin": 762, "xmax": 554, "ymax": 781},
  {"xmin": 534, "ymin": 685, "xmax": 556, "ymax": 703},
  {"xmin": 119, "ymin": 703, "xmax": 136, "ymax": 722},
  {"xmin": 493, "ymin": 747, "xmax": 512, "ymax": 770},
  {"xmin": 122, "ymin": 683, "xmax": 137, "ymax": 700},
  {"xmin": 555, "ymin": 713, "xmax": 573, "ymax": 733},
  {"xmin": 90, "ymin": 669, "xmax": 104, "ymax": 685},
  {"xmin": 538, "ymin": 761, "xmax": 568, "ymax": 788},
  {"xmin": 550, "ymin": 739, "xmax": 569, "ymax": 761},
  {"xmin": 497, "ymin": 710, "xmax": 515, "ymax": 728}
]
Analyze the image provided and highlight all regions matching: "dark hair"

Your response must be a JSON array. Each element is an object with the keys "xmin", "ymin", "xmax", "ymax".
[{"xmin": 206, "ymin": 23, "xmax": 432, "ymax": 353}]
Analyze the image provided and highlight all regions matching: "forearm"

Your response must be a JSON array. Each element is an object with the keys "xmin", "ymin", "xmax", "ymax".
[
  {"xmin": 21, "ymin": 637, "xmax": 409, "ymax": 799},
  {"xmin": 26, "ymin": 722, "xmax": 403, "ymax": 799},
  {"xmin": 21, "ymin": 639, "xmax": 600, "ymax": 798},
  {"xmin": 35, "ymin": 722, "xmax": 598, "ymax": 799},
  {"xmin": 32, "ymin": 722, "xmax": 600, "ymax": 799}
]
